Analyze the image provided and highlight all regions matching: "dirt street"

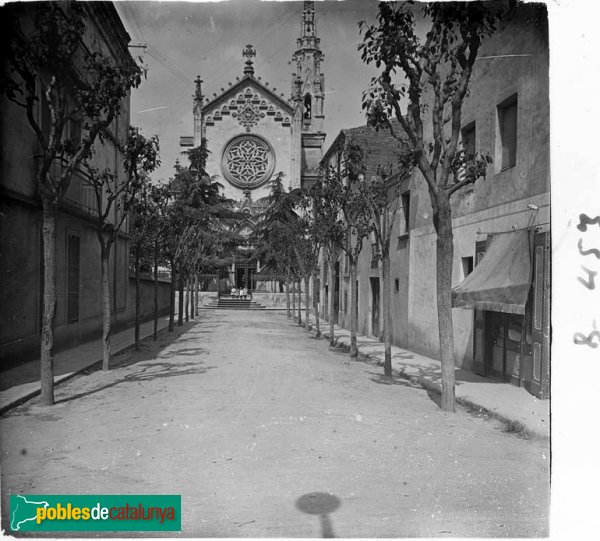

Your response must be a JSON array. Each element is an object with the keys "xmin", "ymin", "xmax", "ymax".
[{"xmin": 0, "ymin": 311, "xmax": 549, "ymax": 537}]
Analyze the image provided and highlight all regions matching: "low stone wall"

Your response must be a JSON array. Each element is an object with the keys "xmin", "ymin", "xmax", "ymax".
[
  {"xmin": 194, "ymin": 291, "xmax": 309, "ymax": 309},
  {"xmin": 252, "ymin": 292, "xmax": 301, "ymax": 308},
  {"xmin": 1, "ymin": 275, "xmax": 172, "ymax": 366},
  {"xmin": 116, "ymin": 275, "xmax": 172, "ymax": 330},
  {"xmin": 197, "ymin": 292, "xmax": 218, "ymax": 306}
]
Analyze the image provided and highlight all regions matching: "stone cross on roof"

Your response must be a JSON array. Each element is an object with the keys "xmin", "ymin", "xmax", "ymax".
[
  {"xmin": 194, "ymin": 75, "xmax": 203, "ymax": 99},
  {"xmin": 243, "ymin": 44, "xmax": 256, "ymax": 76}
]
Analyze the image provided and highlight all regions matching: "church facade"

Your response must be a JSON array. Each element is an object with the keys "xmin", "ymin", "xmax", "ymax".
[
  {"xmin": 179, "ymin": 1, "xmax": 325, "ymax": 292},
  {"xmin": 180, "ymin": 1, "xmax": 325, "ymax": 201}
]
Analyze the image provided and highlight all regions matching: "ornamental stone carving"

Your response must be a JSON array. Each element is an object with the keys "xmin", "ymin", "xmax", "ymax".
[
  {"xmin": 221, "ymin": 135, "xmax": 275, "ymax": 189},
  {"xmin": 233, "ymin": 103, "xmax": 264, "ymax": 131}
]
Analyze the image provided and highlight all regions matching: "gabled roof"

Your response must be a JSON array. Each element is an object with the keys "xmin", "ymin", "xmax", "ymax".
[
  {"xmin": 202, "ymin": 75, "xmax": 294, "ymax": 116},
  {"xmin": 323, "ymin": 119, "xmax": 407, "ymax": 178}
]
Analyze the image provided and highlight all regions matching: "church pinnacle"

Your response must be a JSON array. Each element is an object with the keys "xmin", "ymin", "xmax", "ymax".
[
  {"xmin": 194, "ymin": 76, "xmax": 203, "ymax": 112},
  {"xmin": 243, "ymin": 44, "xmax": 256, "ymax": 77},
  {"xmin": 291, "ymin": 0, "xmax": 324, "ymax": 127},
  {"xmin": 192, "ymin": 75, "xmax": 204, "ymax": 146},
  {"xmin": 301, "ymin": 1, "xmax": 316, "ymax": 39}
]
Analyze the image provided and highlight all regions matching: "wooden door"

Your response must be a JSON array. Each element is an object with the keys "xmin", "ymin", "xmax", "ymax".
[
  {"xmin": 472, "ymin": 240, "xmax": 487, "ymax": 375},
  {"xmin": 486, "ymin": 311, "xmax": 506, "ymax": 379},
  {"xmin": 530, "ymin": 231, "xmax": 550, "ymax": 398}
]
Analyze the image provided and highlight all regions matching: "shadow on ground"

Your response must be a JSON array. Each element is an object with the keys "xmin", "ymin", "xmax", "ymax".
[
  {"xmin": 367, "ymin": 371, "xmax": 420, "ymax": 389},
  {"xmin": 296, "ymin": 492, "xmax": 341, "ymax": 538},
  {"xmin": 55, "ymin": 360, "xmax": 215, "ymax": 405},
  {"xmin": 30, "ymin": 319, "xmax": 217, "ymax": 408}
]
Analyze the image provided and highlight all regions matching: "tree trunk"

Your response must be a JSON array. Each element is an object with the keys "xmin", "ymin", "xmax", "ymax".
[
  {"xmin": 379, "ymin": 260, "xmax": 385, "ymax": 342},
  {"xmin": 168, "ymin": 261, "xmax": 176, "ymax": 332},
  {"xmin": 185, "ymin": 277, "xmax": 189, "ymax": 322},
  {"xmin": 285, "ymin": 276, "xmax": 291, "ymax": 318},
  {"xmin": 178, "ymin": 271, "xmax": 184, "ymax": 326},
  {"xmin": 328, "ymin": 254, "xmax": 335, "ymax": 347},
  {"xmin": 191, "ymin": 273, "xmax": 197, "ymax": 319},
  {"xmin": 434, "ymin": 196, "xmax": 456, "ymax": 412},
  {"xmin": 313, "ymin": 269, "xmax": 321, "ymax": 337},
  {"xmin": 319, "ymin": 260, "xmax": 326, "ymax": 328},
  {"xmin": 40, "ymin": 203, "xmax": 57, "ymax": 406},
  {"xmin": 304, "ymin": 275, "xmax": 310, "ymax": 330},
  {"xmin": 153, "ymin": 238, "xmax": 159, "ymax": 340},
  {"xmin": 134, "ymin": 248, "xmax": 141, "ymax": 351},
  {"xmin": 292, "ymin": 278, "xmax": 296, "ymax": 319},
  {"xmin": 191, "ymin": 274, "xmax": 195, "ymax": 317},
  {"xmin": 382, "ymin": 251, "xmax": 392, "ymax": 376},
  {"xmin": 197, "ymin": 273, "xmax": 201, "ymax": 311},
  {"xmin": 101, "ymin": 246, "xmax": 111, "ymax": 371},
  {"xmin": 349, "ymin": 258, "xmax": 358, "ymax": 357},
  {"xmin": 298, "ymin": 279, "xmax": 302, "ymax": 323},
  {"xmin": 196, "ymin": 273, "xmax": 200, "ymax": 315}
]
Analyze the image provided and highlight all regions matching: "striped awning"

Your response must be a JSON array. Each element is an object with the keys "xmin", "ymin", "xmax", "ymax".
[{"xmin": 452, "ymin": 229, "xmax": 532, "ymax": 315}]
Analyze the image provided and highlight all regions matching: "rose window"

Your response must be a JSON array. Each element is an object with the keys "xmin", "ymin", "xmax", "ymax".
[{"xmin": 221, "ymin": 135, "xmax": 275, "ymax": 189}]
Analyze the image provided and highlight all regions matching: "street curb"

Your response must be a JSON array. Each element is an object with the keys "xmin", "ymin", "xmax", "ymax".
[
  {"xmin": 0, "ymin": 360, "xmax": 102, "ymax": 417},
  {"xmin": 303, "ymin": 320, "xmax": 548, "ymax": 441},
  {"xmin": 0, "ymin": 320, "xmax": 171, "ymax": 416}
]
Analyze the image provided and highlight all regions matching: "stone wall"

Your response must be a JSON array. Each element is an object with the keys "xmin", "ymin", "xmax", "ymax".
[{"xmin": 0, "ymin": 273, "xmax": 172, "ymax": 367}]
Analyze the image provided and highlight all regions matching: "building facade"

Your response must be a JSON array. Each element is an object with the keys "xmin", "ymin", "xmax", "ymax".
[
  {"xmin": 0, "ymin": 2, "xmax": 170, "ymax": 365},
  {"xmin": 319, "ymin": 4, "xmax": 550, "ymax": 398}
]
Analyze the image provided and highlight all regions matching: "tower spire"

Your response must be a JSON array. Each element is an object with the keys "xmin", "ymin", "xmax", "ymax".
[
  {"xmin": 193, "ymin": 75, "xmax": 203, "ymax": 146},
  {"xmin": 194, "ymin": 75, "xmax": 203, "ymax": 111},
  {"xmin": 290, "ymin": 0, "xmax": 325, "ymax": 189},
  {"xmin": 302, "ymin": 1, "xmax": 316, "ymax": 38}
]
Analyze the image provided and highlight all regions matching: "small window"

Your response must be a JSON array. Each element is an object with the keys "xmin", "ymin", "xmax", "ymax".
[
  {"xmin": 462, "ymin": 256, "xmax": 474, "ymax": 279},
  {"xmin": 304, "ymin": 94, "xmax": 312, "ymax": 119},
  {"xmin": 397, "ymin": 235, "xmax": 409, "ymax": 251},
  {"xmin": 461, "ymin": 122, "xmax": 476, "ymax": 161},
  {"xmin": 394, "ymin": 278, "xmax": 400, "ymax": 293},
  {"xmin": 498, "ymin": 96, "xmax": 518, "ymax": 170},
  {"xmin": 401, "ymin": 190, "xmax": 410, "ymax": 234},
  {"xmin": 371, "ymin": 243, "xmax": 379, "ymax": 268}
]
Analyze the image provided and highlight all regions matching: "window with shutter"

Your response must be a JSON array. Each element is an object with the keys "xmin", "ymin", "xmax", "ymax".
[{"xmin": 498, "ymin": 96, "xmax": 518, "ymax": 169}]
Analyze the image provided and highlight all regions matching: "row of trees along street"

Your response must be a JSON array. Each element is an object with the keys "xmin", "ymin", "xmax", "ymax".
[
  {"xmin": 3, "ymin": 1, "xmax": 510, "ymax": 412},
  {"xmin": 1, "ymin": 3, "xmax": 146, "ymax": 406},
  {"xmin": 254, "ymin": 1, "xmax": 509, "ymax": 413},
  {"xmin": 1, "ymin": 3, "xmax": 238, "ymax": 406}
]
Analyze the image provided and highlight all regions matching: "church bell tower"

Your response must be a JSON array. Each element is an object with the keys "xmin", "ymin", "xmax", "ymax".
[{"xmin": 291, "ymin": 0, "xmax": 325, "ymax": 188}]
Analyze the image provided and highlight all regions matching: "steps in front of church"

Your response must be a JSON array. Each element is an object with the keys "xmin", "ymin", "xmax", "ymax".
[{"xmin": 201, "ymin": 297, "xmax": 266, "ymax": 310}]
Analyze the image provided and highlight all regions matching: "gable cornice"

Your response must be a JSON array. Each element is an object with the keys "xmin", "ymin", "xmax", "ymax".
[{"xmin": 202, "ymin": 75, "xmax": 294, "ymax": 116}]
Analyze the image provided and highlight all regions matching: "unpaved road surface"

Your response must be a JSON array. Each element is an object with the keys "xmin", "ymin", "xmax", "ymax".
[{"xmin": 1, "ymin": 311, "xmax": 549, "ymax": 537}]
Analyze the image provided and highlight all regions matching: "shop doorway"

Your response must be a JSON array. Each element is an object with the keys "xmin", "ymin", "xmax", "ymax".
[{"xmin": 485, "ymin": 312, "xmax": 523, "ymax": 382}]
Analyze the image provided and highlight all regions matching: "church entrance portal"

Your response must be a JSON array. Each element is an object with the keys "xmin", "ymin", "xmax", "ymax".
[{"xmin": 235, "ymin": 262, "xmax": 257, "ymax": 290}]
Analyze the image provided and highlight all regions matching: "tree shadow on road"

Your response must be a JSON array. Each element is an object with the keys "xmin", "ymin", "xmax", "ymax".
[
  {"xmin": 55, "ymin": 360, "xmax": 215, "ymax": 405},
  {"xmin": 158, "ymin": 347, "xmax": 208, "ymax": 358},
  {"xmin": 49, "ymin": 320, "xmax": 215, "ymax": 406},
  {"xmin": 367, "ymin": 371, "xmax": 421, "ymax": 389}
]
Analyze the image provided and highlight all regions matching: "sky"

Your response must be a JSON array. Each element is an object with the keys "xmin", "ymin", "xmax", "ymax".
[{"xmin": 115, "ymin": 0, "xmax": 383, "ymax": 182}]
